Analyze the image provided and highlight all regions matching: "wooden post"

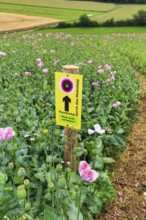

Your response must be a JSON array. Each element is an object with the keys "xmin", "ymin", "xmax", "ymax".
[{"xmin": 63, "ymin": 65, "xmax": 79, "ymax": 172}]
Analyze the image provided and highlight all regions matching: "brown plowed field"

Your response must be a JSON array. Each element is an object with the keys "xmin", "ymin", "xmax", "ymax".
[{"xmin": 0, "ymin": 12, "xmax": 61, "ymax": 33}]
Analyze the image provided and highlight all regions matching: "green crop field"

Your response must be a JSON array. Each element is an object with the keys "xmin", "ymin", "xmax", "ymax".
[
  {"xmin": 93, "ymin": 4, "xmax": 146, "ymax": 22},
  {"xmin": 1, "ymin": 0, "xmax": 146, "ymax": 22},
  {"xmin": 0, "ymin": 3, "xmax": 100, "ymax": 21},
  {"xmin": 0, "ymin": 0, "xmax": 115, "ymax": 11}
]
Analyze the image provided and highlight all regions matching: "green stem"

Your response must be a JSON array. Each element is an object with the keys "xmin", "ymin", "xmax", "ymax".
[
  {"xmin": 1, "ymin": 144, "xmax": 6, "ymax": 172},
  {"xmin": 77, "ymin": 182, "xmax": 82, "ymax": 220},
  {"xmin": 52, "ymin": 190, "xmax": 55, "ymax": 219},
  {"xmin": 10, "ymin": 170, "xmax": 19, "ymax": 205},
  {"xmin": 27, "ymin": 188, "xmax": 34, "ymax": 218},
  {"xmin": 27, "ymin": 188, "xmax": 30, "ymax": 203}
]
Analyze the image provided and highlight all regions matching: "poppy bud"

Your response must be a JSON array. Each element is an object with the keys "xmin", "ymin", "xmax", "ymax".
[
  {"xmin": 23, "ymin": 179, "xmax": 31, "ymax": 188},
  {"xmin": 25, "ymin": 202, "xmax": 31, "ymax": 211},
  {"xmin": 54, "ymin": 129, "xmax": 60, "ymax": 136},
  {"xmin": 8, "ymin": 162, "xmax": 14, "ymax": 170},
  {"xmin": 56, "ymin": 164, "xmax": 63, "ymax": 173},
  {"xmin": 17, "ymin": 185, "xmax": 27, "ymax": 200},
  {"xmin": 17, "ymin": 167, "xmax": 26, "ymax": 177},
  {"xmin": 60, "ymin": 137, "xmax": 67, "ymax": 145},
  {"xmin": 43, "ymin": 129, "xmax": 48, "ymax": 134},
  {"xmin": 0, "ymin": 172, "xmax": 8, "ymax": 184},
  {"xmin": 3, "ymin": 216, "xmax": 10, "ymax": 220},
  {"xmin": 57, "ymin": 177, "xmax": 66, "ymax": 189},
  {"xmin": 48, "ymin": 182, "xmax": 55, "ymax": 191}
]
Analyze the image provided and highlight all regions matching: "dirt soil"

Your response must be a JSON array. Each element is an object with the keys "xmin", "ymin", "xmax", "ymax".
[
  {"xmin": 97, "ymin": 73, "xmax": 146, "ymax": 220},
  {"xmin": 0, "ymin": 12, "xmax": 62, "ymax": 33}
]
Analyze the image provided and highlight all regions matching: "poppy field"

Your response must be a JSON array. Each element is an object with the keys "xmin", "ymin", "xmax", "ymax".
[{"xmin": 0, "ymin": 31, "xmax": 146, "ymax": 219}]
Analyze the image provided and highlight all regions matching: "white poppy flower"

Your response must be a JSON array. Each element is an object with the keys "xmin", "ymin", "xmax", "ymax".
[{"xmin": 88, "ymin": 129, "xmax": 95, "ymax": 135}]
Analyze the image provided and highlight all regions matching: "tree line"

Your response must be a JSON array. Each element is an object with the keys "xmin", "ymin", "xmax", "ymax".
[
  {"xmin": 58, "ymin": 10, "xmax": 146, "ymax": 27},
  {"xmin": 77, "ymin": 0, "xmax": 146, "ymax": 3}
]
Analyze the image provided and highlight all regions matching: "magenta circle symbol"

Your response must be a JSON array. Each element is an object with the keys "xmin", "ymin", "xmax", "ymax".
[{"xmin": 59, "ymin": 77, "xmax": 75, "ymax": 94}]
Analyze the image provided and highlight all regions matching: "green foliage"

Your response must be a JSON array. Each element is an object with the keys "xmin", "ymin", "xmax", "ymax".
[
  {"xmin": 102, "ymin": 18, "xmax": 115, "ymax": 27},
  {"xmin": 68, "ymin": 202, "xmax": 83, "ymax": 220},
  {"xmin": 57, "ymin": 21, "xmax": 73, "ymax": 28},
  {"xmin": 77, "ymin": 14, "xmax": 99, "ymax": 27},
  {"xmin": 0, "ymin": 30, "xmax": 143, "ymax": 219},
  {"xmin": 133, "ymin": 9, "xmax": 146, "ymax": 25},
  {"xmin": 78, "ymin": 14, "xmax": 93, "ymax": 27}
]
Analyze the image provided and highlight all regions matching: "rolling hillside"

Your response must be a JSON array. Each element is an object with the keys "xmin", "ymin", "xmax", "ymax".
[{"xmin": 0, "ymin": 0, "xmax": 146, "ymax": 22}]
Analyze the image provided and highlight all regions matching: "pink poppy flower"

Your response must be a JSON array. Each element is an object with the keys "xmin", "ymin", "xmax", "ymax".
[
  {"xmin": 105, "ymin": 78, "xmax": 112, "ymax": 84},
  {"xmin": 92, "ymin": 82, "xmax": 100, "ymax": 87},
  {"xmin": 111, "ymin": 74, "xmax": 115, "ymax": 80},
  {"xmin": 0, "ymin": 51, "xmax": 6, "ymax": 56},
  {"xmin": 50, "ymin": 50, "xmax": 55, "ymax": 53},
  {"xmin": 87, "ymin": 59, "xmax": 93, "ymax": 64},
  {"xmin": 81, "ymin": 168, "xmax": 99, "ymax": 182},
  {"xmin": 0, "ymin": 127, "xmax": 15, "ymax": 141},
  {"xmin": 37, "ymin": 62, "xmax": 44, "ymax": 67},
  {"xmin": 117, "ymin": 191, "xmax": 123, "ymax": 197},
  {"xmin": 98, "ymin": 69, "xmax": 104, "ymax": 74},
  {"xmin": 78, "ymin": 161, "xmax": 99, "ymax": 182},
  {"xmin": 112, "ymin": 101, "xmax": 121, "ymax": 108},
  {"xmin": 115, "ymin": 210, "xmax": 121, "ymax": 217},
  {"xmin": 42, "ymin": 69, "xmax": 48, "ymax": 74},
  {"xmin": 78, "ymin": 161, "xmax": 91, "ymax": 176},
  {"xmin": 36, "ymin": 58, "xmax": 41, "ymax": 63},
  {"xmin": 134, "ymin": 183, "xmax": 139, "ymax": 188},
  {"xmin": 109, "ymin": 71, "xmax": 116, "ymax": 75},
  {"xmin": 105, "ymin": 64, "xmax": 112, "ymax": 71}
]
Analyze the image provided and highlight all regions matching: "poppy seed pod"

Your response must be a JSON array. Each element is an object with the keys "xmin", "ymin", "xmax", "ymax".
[
  {"xmin": 17, "ymin": 167, "xmax": 26, "ymax": 177},
  {"xmin": 16, "ymin": 185, "xmax": 27, "ymax": 200}
]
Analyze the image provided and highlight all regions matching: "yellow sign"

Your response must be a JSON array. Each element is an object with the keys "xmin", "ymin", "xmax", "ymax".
[{"xmin": 55, "ymin": 72, "xmax": 83, "ymax": 129}]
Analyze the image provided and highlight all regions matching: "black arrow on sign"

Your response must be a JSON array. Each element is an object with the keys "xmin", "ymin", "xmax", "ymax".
[{"xmin": 63, "ymin": 96, "xmax": 71, "ymax": 111}]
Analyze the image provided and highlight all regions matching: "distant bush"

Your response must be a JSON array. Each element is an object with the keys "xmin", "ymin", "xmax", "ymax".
[
  {"xmin": 75, "ymin": 14, "xmax": 99, "ymax": 27},
  {"xmin": 57, "ymin": 21, "xmax": 73, "ymax": 28},
  {"xmin": 102, "ymin": 18, "xmax": 115, "ymax": 27},
  {"xmin": 78, "ymin": 14, "xmax": 91, "ymax": 26},
  {"xmin": 114, "ymin": 19, "xmax": 134, "ymax": 26},
  {"xmin": 133, "ymin": 10, "xmax": 146, "ymax": 25}
]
